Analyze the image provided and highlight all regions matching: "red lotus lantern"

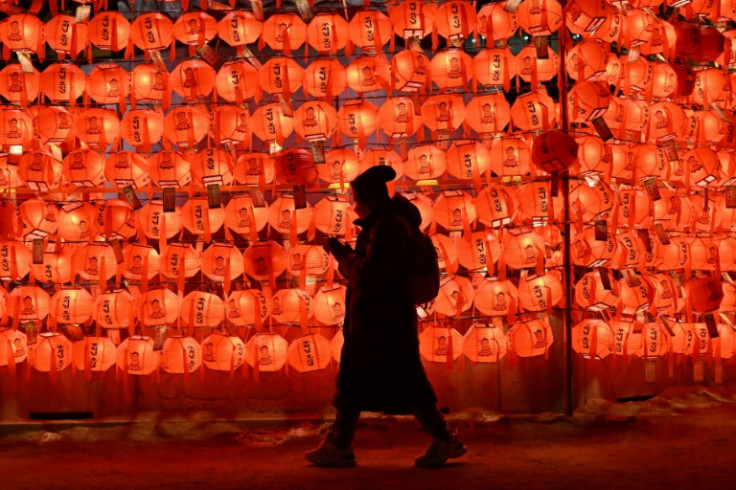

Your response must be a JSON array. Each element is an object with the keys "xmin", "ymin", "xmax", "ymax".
[
  {"xmin": 120, "ymin": 109, "xmax": 164, "ymax": 151},
  {"xmin": 463, "ymin": 323, "xmax": 509, "ymax": 363},
  {"xmin": 274, "ymin": 148, "xmax": 318, "ymax": 186},
  {"xmin": 130, "ymin": 13, "xmax": 173, "ymax": 54},
  {"xmin": 307, "ymin": 13, "xmax": 349, "ymax": 55},
  {"xmin": 348, "ymin": 9, "xmax": 391, "ymax": 52},
  {"xmin": 435, "ymin": 1, "xmax": 477, "ymax": 42},
  {"xmin": 337, "ymin": 99, "xmax": 378, "ymax": 148},
  {"xmin": 93, "ymin": 289, "xmax": 135, "ymax": 331},
  {"xmin": 359, "ymin": 148, "xmax": 405, "ymax": 177},
  {"xmin": 173, "ymin": 11, "xmax": 217, "ymax": 55},
  {"xmin": 575, "ymin": 135, "xmax": 612, "ymax": 176},
  {"xmin": 224, "ymin": 193, "xmax": 269, "ymax": 238},
  {"xmin": 116, "ymin": 336, "xmax": 158, "ymax": 375},
  {"xmin": 138, "ymin": 288, "xmax": 180, "ymax": 326},
  {"xmin": 575, "ymin": 270, "xmax": 620, "ymax": 312},
  {"xmin": 243, "ymin": 241, "xmax": 288, "ymax": 282},
  {"xmin": 474, "ymin": 185, "xmax": 518, "ymax": 227},
  {"xmin": 0, "ymin": 328, "xmax": 27, "ymax": 366},
  {"xmin": 313, "ymin": 285, "xmax": 347, "ymax": 326},
  {"xmin": 189, "ymin": 148, "xmax": 234, "ymax": 186},
  {"xmin": 313, "ymin": 195, "xmax": 356, "ymax": 238},
  {"xmin": 210, "ymin": 104, "xmax": 251, "ymax": 147},
  {"xmin": 518, "ymin": 272, "xmax": 564, "ymax": 312},
  {"xmin": 294, "ymin": 101, "xmax": 337, "ymax": 142},
  {"xmin": 404, "ymin": 144, "xmax": 447, "ymax": 180},
  {"xmin": 129, "ymin": 63, "xmax": 171, "ymax": 108},
  {"xmin": 88, "ymin": 11, "xmax": 130, "ymax": 54},
  {"xmin": 160, "ymin": 336, "xmax": 202, "ymax": 374},
  {"xmin": 106, "ymin": 151, "xmax": 149, "ymax": 189},
  {"xmin": 217, "ymin": 11, "xmax": 261, "ymax": 56},
  {"xmin": 419, "ymin": 325, "xmax": 464, "ymax": 363},
  {"xmin": 421, "ymin": 94, "xmax": 466, "ymax": 134},
  {"xmin": 287, "ymin": 334, "xmax": 333, "ymax": 372},
  {"xmin": 251, "ymin": 103, "xmax": 294, "ymax": 146},
  {"xmin": 269, "ymin": 288, "xmax": 313, "ymax": 324},
  {"xmin": 201, "ymin": 243, "xmax": 244, "ymax": 282},
  {"xmin": 138, "ymin": 200, "xmax": 182, "ymax": 241},
  {"xmin": 566, "ymin": 0, "xmax": 612, "ymax": 34},
  {"xmin": 268, "ymin": 194, "xmax": 312, "ymax": 236},
  {"xmin": 445, "ymin": 141, "xmax": 490, "ymax": 180},
  {"xmin": 75, "ymin": 108, "xmax": 119, "ymax": 150},
  {"xmin": 0, "ymin": 14, "xmax": 45, "ymax": 59},
  {"xmin": 456, "ymin": 231, "xmax": 501, "ymax": 272},
  {"xmin": 261, "ymin": 13, "xmax": 307, "ymax": 54},
  {"xmin": 474, "ymin": 279, "xmax": 518, "ymax": 317},
  {"xmin": 215, "ymin": 60, "xmax": 259, "ymax": 104},
  {"xmin": 245, "ymin": 333, "xmax": 288, "ymax": 372},
  {"xmin": 390, "ymin": 0, "xmax": 437, "ymax": 41},
  {"xmin": 92, "ymin": 199, "xmax": 137, "ymax": 240},
  {"xmin": 170, "ymin": 59, "xmax": 215, "ymax": 101},
  {"xmin": 319, "ymin": 148, "xmax": 361, "ymax": 185},
  {"xmin": 121, "ymin": 244, "xmax": 160, "ymax": 282},
  {"xmin": 29, "ymin": 333, "xmax": 72, "ymax": 372},
  {"xmin": 476, "ymin": 2, "xmax": 518, "ymax": 42},
  {"xmin": 73, "ymin": 243, "xmax": 117, "ymax": 283},
  {"xmin": 503, "ymin": 231, "xmax": 545, "ymax": 269},
  {"xmin": 31, "ymin": 245, "xmax": 73, "ymax": 285},
  {"xmin": 431, "ymin": 49, "xmax": 473, "ymax": 91},
  {"xmin": 0, "ymin": 109, "xmax": 32, "ymax": 150},
  {"xmin": 160, "ymin": 243, "xmax": 200, "ymax": 281},
  {"xmin": 180, "ymin": 291, "xmax": 225, "ymax": 329},
  {"xmin": 226, "ymin": 289, "xmax": 269, "ymax": 327},
  {"xmin": 346, "ymin": 55, "xmax": 391, "ymax": 94},
  {"xmin": 466, "ymin": 94, "xmax": 512, "ymax": 137},
  {"xmin": 531, "ymin": 130, "xmax": 578, "ymax": 173},
  {"xmin": 57, "ymin": 202, "xmax": 96, "ymax": 242},
  {"xmin": 624, "ymin": 9, "xmax": 659, "ymax": 48},
  {"xmin": 516, "ymin": 0, "xmax": 564, "ymax": 35},
  {"xmin": 62, "ymin": 149, "xmax": 105, "ymax": 188},
  {"xmin": 567, "ymin": 81, "xmax": 610, "ymax": 122},
  {"xmin": 570, "ymin": 180, "xmax": 614, "ymax": 222},
  {"xmin": 40, "ymin": 63, "xmax": 86, "ymax": 104},
  {"xmin": 50, "ymin": 287, "xmax": 93, "ymax": 325},
  {"xmin": 202, "ymin": 332, "xmax": 246, "ymax": 371},
  {"xmin": 508, "ymin": 318, "xmax": 554, "ymax": 357},
  {"xmin": 473, "ymin": 47, "xmax": 516, "ymax": 90},
  {"xmin": 391, "ymin": 50, "xmax": 432, "ymax": 94},
  {"xmin": 572, "ymin": 319, "xmax": 615, "ymax": 359},
  {"xmin": 45, "ymin": 15, "xmax": 87, "ymax": 59},
  {"xmin": 566, "ymin": 39, "xmax": 609, "ymax": 81},
  {"xmin": 180, "ymin": 197, "xmax": 225, "ymax": 237},
  {"xmin": 647, "ymin": 101, "xmax": 688, "ymax": 144},
  {"xmin": 0, "ymin": 64, "xmax": 40, "ymax": 106},
  {"xmin": 684, "ymin": 277, "xmax": 724, "ymax": 314},
  {"xmin": 19, "ymin": 199, "xmax": 59, "ymax": 240},
  {"xmin": 510, "ymin": 89, "xmax": 556, "ymax": 131},
  {"xmin": 434, "ymin": 191, "xmax": 477, "ymax": 232},
  {"xmin": 33, "ymin": 106, "xmax": 75, "ymax": 145},
  {"xmin": 303, "ymin": 58, "xmax": 347, "ymax": 101},
  {"xmin": 517, "ymin": 43, "xmax": 560, "ymax": 85},
  {"xmin": 148, "ymin": 150, "xmax": 190, "ymax": 188},
  {"xmin": 162, "ymin": 105, "xmax": 209, "ymax": 149},
  {"xmin": 571, "ymin": 226, "xmax": 617, "ymax": 267},
  {"xmin": 435, "ymin": 276, "xmax": 475, "ymax": 317},
  {"xmin": 286, "ymin": 244, "xmax": 331, "ymax": 278},
  {"xmin": 625, "ymin": 322, "xmax": 669, "ymax": 358}
]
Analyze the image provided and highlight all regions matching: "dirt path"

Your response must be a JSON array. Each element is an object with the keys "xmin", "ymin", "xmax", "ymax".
[{"xmin": 3, "ymin": 389, "xmax": 736, "ymax": 489}]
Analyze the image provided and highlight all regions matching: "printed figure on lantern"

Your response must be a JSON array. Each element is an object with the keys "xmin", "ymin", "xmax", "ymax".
[
  {"xmin": 279, "ymin": 209, "xmax": 292, "ymax": 230},
  {"xmin": 494, "ymin": 292, "xmax": 507, "ymax": 312},
  {"xmin": 437, "ymin": 102, "xmax": 450, "ymax": 123},
  {"xmin": 708, "ymin": 246, "xmax": 718, "ymax": 264},
  {"xmin": 504, "ymin": 147, "xmax": 517, "ymax": 168},
  {"xmin": 330, "ymin": 160, "xmax": 343, "ymax": 181},
  {"xmin": 115, "ymin": 152, "xmax": 130, "ymax": 169},
  {"xmin": 187, "ymin": 18, "xmax": 199, "ymax": 35},
  {"xmin": 246, "ymin": 158, "xmax": 260, "ymax": 176},
  {"xmin": 213, "ymin": 256, "xmax": 226, "ymax": 276},
  {"xmin": 708, "ymin": 280, "xmax": 722, "ymax": 301},
  {"xmin": 255, "ymin": 257, "xmax": 268, "ymax": 276},
  {"xmin": 699, "ymin": 207, "xmax": 712, "ymax": 226},
  {"xmin": 478, "ymin": 15, "xmax": 488, "ymax": 34},
  {"xmin": 481, "ymin": 104, "xmax": 495, "ymax": 125},
  {"xmin": 415, "ymin": 55, "xmax": 427, "ymax": 76},
  {"xmin": 13, "ymin": 338, "xmax": 24, "ymax": 357},
  {"xmin": 259, "ymin": 345, "xmax": 272, "ymax": 365},
  {"xmin": 6, "ymin": 118, "xmax": 21, "ymax": 139},
  {"xmin": 534, "ymin": 329, "xmax": 546, "ymax": 349},
  {"xmin": 86, "ymin": 257, "xmax": 99, "ymax": 277},
  {"xmin": 79, "ymin": 220, "xmax": 90, "ymax": 239},
  {"xmin": 668, "ymin": 195, "xmax": 678, "ymax": 215},
  {"xmin": 435, "ymin": 336, "xmax": 448, "ymax": 356},
  {"xmin": 237, "ymin": 113, "xmax": 249, "ymax": 133},
  {"xmin": 150, "ymin": 299, "xmax": 165, "ymax": 320},
  {"xmin": 521, "ymin": 57, "xmax": 533, "ymax": 77},
  {"xmin": 418, "ymin": 154, "xmax": 430, "ymax": 174},
  {"xmin": 654, "ymin": 110, "xmax": 667, "ymax": 130},
  {"xmin": 175, "ymin": 111, "xmax": 191, "ymax": 131},
  {"xmin": 86, "ymin": 116, "xmax": 100, "ymax": 134},
  {"xmin": 271, "ymin": 296, "xmax": 282, "ymax": 316},
  {"xmin": 688, "ymin": 156, "xmax": 703, "ymax": 174},
  {"xmin": 182, "ymin": 67, "xmax": 197, "ymax": 88},
  {"xmin": 129, "ymin": 352, "xmax": 142, "ymax": 371},
  {"xmin": 574, "ymin": 239, "xmax": 587, "ymax": 259},
  {"xmin": 21, "ymin": 296, "xmax": 36, "ymax": 316},
  {"xmin": 362, "ymin": 66, "xmax": 376, "ymax": 86},
  {"xmin": 8, "ymin": 21, "xmax": 22, "ymax": 41},
  {"xmin": 0, "ymin": 170, "xmax": 8, "ymax": 187},
  {"xmin": 108, "ymin": 79, "xmax": 119, "ymax": 98},
  {"xmin": 309, "ymin": 165, "xmax": 465, "ymax": 468},
  {"xmin": 204, "ymin": 342, "xmax": 215, "ymax": 362},
  {"xmin": 303, "ymin": 107, "xmax": 318, "ymax": 128},
  {"xmin": 290, "ymin": 252, "xmax": 302, "ymax": 271},
  {"xmin": 451, "ymin": 208, "xmax": 462, "ymax": 227},
  {"xmin": 160, "ymin": 152, "xmax": 175, "ymax": 169},
  {"xmin": 450, "ymin": 289, "xmax": 463, "ymax": 309},
  {"xmin": 529, "ymin": 0, "xmax": 543, "ymax": 15},
  {"xmin": 396, "ymin": 102, "xmax": 409, "ymax": 124},
  {"xmin": 448, "ymin": 58, "xmax": 462, "ymax": 79},
  {"xmin": 153, "ymin": 71, "xmax": 165, "ymax": 91},
  {"xmin": 228, "ymin": 299, "xmax": 240, "ymax": 319},
  {"xmin": 525, "ymin": 244, "xmax": 536, "ymax": 264},
  {"xmin": 70, "ymin": 153, "xmax": 85, "ymax": 170},
  {"xmin": 660, "ymin": 280, "xmax": 673, "ymax": 299},
  {"xmin": 9, "ymin": 72, "xmax": 22, "ymax": 92},
  {"xmin": 479, "ymin": 338, "xmax": 493, "ymax": 357},
  {"xmin": 651, "ymin": 26, "xmax": 663, "ymax": 47},
  {"xmin": 130, "ymin": 255, "xmax": 143, "ymax": 275},
  {"xmin": 37, "ymin": 203, "xmax": 55, "ymax": 225},
  {"xmin": 275, "ymin": 23, "xmax": 288, "ymax": 42},
  {"xmin": 238, "ymin": 208, "xmax": 251, "ymax": 228}
]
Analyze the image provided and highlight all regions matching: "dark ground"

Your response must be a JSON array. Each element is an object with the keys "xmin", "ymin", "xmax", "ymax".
[{"xmin": 2, "ymin": 386, "xmax": 736, "ymax": 489}]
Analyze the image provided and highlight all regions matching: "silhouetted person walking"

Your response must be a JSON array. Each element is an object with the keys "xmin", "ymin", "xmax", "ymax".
[{"xmin": 306, "ymin": 166, "xmax": 466, "ymax": 468}]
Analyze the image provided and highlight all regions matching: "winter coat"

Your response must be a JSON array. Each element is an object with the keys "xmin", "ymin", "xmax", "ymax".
[{"xmin": 333, "ymin": 194, "xmax": 437, "ymax": 414}]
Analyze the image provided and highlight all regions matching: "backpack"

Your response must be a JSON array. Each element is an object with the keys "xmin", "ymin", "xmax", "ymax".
[{"xmin": 397, "ymin": 217, "xmax": 440, "ymax": 305}]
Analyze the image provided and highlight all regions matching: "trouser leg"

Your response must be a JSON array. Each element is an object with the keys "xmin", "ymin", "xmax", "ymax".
[
  {"xmin": 327, "ymin": 408, "xmax": 361, "ymax": 450},
  {"xmin": 413, "ymin": 404, "xmax": 452, "ymax": 441}
]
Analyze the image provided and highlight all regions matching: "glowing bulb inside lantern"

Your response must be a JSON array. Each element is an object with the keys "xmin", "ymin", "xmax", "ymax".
[{"xmin": 9, "ymin": 146, "xmax": 22, "ymax": 156}]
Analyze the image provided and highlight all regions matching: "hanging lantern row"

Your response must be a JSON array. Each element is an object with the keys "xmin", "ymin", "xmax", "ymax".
[{"xmin": 0, "ymin": 2, "xmax": 733, "ymax": 63}]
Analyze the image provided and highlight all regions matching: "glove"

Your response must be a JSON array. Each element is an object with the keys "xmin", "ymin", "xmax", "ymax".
[{"xmin": 324, "ymin": 237, "xmax": 352, "ymax": 261}]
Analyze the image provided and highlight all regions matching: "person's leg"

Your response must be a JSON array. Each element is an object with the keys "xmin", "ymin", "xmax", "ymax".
[
  {"xmin": 326, "ymin": 408, "xmax": 361, "ymax": 450},
  {"xmin": 413, "ymin": 404, "xmax": 452, "ymax": 441}
]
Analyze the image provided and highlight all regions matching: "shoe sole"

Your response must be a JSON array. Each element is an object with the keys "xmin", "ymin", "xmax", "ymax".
[
  {"xmin": 415, "ymin": 445, "xmax": 468, "ymax": 468},
  {"xmin": 307, "ymin": 458, "xmax": 357, "ymax": 468}
]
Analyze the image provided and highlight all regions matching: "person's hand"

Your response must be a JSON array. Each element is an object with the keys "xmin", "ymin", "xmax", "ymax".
[{"xmin": 324, "ymin": 237, "xmax": 352, "ymax": 261}]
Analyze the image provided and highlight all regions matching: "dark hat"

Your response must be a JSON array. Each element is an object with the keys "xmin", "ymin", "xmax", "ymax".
[{"xmin": 350, "ymin": 165, "xmax": 396, "ymax": 201}]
